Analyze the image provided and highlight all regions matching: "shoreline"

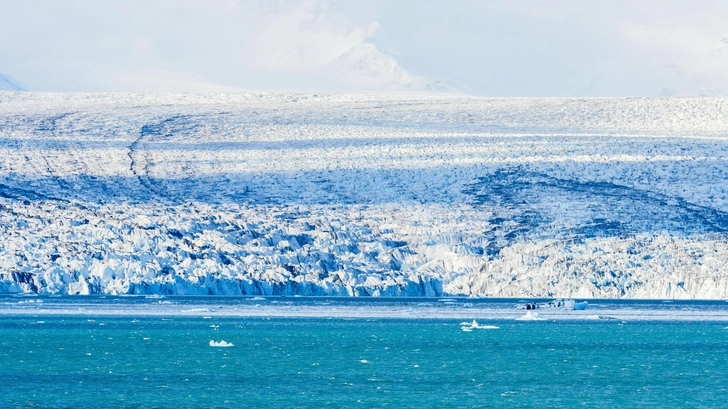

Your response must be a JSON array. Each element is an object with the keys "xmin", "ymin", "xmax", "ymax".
[{"xmin": 3, "ymin": 305, "xmax": 728, "ymax": 321}]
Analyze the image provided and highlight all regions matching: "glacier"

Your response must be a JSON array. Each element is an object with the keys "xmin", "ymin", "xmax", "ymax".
[{"xmin": 1, "ymin": 92, "xmax": 728, "ymax": 298}]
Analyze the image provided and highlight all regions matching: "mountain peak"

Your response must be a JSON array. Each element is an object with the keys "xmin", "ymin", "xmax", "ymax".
[
  {"xmin": 0, "ymin": 73, "xmax": 24, "ymax": 91},
  {"xmin": 324, "ymin": 43, "xmax": 458, "ymax": 93}
]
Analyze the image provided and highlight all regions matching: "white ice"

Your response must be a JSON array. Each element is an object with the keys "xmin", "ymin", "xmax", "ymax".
[
  {"xmin": 460, "ymin": 319, "xmax": 499, "ymax": 329},
  {"xmin": 516, "ymin": 312, "xmax": 547, "ymax": 321},
  {"xmin": 1, "ymin": 93, "xmax": 728, "ymax": 299},
  {"xmin": 209, "ymin": 340, "xmax": 234, "ymax": 347}
]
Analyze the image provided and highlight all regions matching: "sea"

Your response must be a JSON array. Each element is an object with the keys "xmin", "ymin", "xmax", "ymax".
[{"xmin": 1, "ymin": 296, "xmax": 728, "ymax": 408}]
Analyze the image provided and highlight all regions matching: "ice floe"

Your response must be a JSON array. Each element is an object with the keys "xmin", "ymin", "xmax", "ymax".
[
  {"xmin": 460, "ymin": 320, "xmax": 499, "ymax": 330},
  {"xmin": 209, "ymin": 340, "xmax": 234, "ymax": 347},
  {"xmin": 3, "ymin": 295, "xmax": 728, "ymax": 321},
  {"xmin": 516, "ymin": 312, "xmax": 547, "ymax": 321}
]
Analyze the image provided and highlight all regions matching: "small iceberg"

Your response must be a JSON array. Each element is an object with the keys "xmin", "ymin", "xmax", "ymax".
[
  {"xmin": 209, "ymin": 340, "xmax": 234, "ymax": 347},
  {"xmin": 519, "ymin": 298, "xmax": 588, "ymax": 311},
  {"xmin": 460, "ymin": 320, "xmax": 499, "ymax": 330},
  {"xmin": 573, "ymin": 301, "xmax": 588, "ymax": 310},
  {"xmin": 516, "ymin": 312, "xmax": 546, "ymax": 321}
]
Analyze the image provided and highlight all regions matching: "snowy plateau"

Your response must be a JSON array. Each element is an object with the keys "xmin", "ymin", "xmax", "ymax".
[{"xmin": 1, "ymin": 92, "xmax": 728, "ymax": 298}]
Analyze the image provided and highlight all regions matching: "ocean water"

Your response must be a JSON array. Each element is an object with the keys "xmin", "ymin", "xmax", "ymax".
[{"xmin": 1, "ymin": 313, "xmax": 727, "ymax": 408}]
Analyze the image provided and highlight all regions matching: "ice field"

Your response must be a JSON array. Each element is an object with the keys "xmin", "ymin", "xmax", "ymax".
[{"xmin": 1, "ymin": 92, "xmax": 728, "ymax": 297}]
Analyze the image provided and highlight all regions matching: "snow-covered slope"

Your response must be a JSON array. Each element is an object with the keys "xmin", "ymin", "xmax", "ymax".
[
  {"xmin": 325, "ymin": 43, "xmax": 456, "ymax": 92},
  {"xmin": 0, "ymin": 74, "xmax": 23, "ymax": 91},
  {"xmin": 1, "ymin": 93, "xmax": 728, "ymax": 298}
]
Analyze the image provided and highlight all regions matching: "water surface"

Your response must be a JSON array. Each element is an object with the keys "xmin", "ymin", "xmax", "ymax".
[{"xmin": 1, "ymin": 315, "xmax": 727, "ymax": 408}]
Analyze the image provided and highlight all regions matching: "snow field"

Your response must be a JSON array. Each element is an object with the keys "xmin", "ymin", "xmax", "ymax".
[{"xmin": 1, "ymin": 92, "xmax": 728, "ymax": 297}]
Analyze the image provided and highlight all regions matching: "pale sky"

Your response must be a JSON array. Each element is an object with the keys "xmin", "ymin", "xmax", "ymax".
[{"xmin": 1, "ymin": 0, "xmax": 727, "ymax": 96}]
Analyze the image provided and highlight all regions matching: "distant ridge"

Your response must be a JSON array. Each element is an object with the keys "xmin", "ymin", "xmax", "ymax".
[
  {"xmin": 0, "ymin": 73, "xmax": 24, "ymax": 91},
  {"xmin": 325, "ymin": 43, "xmax": 459, "ymax": 93}
]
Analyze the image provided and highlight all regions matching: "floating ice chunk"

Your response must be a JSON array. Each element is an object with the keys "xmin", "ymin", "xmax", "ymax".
[
  {"xmin": 461, "ymin": 327, "xmax": 473, "ymax": 332},
  {"xmin": 516, "ymin": 312, "xmax": 546, "ymax": 321},
  {"xmin": 250, "ymin": 297, "xmax": 267, "ymax": 301},
  {"xmin": 209, "ymin": 340, "xmax": 234, "ymax": 347},
  {"xmin": 573, "ymin": 301, "xmax": 588, "ymax": 311},
  {"xmin": 359, "ymin": 359, "xmax": 370, "ymax": 364},
  {"xmin": 461, "ymin": 320, "xmax": 499, "ymax": 329}
]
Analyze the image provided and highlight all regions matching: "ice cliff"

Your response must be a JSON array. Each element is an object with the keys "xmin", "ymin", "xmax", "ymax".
[{"xmin": 1, "ymin": 92, "xmax": 728, "ymax": 298}]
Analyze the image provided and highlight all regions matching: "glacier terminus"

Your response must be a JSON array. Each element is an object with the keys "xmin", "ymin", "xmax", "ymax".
[{"xmin": 1, "ymin": 92, "xmax": 728, "ymax": 298}]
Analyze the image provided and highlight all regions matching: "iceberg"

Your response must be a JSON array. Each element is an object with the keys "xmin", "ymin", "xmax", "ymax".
[
  {"xmin": 209, "ymin": 340, "xmax": 234, "ymax": 347},
  {"xmin": 460, "ymin": 320, "xmax": 499, "ymax": 330},
  {"xmin": 516, "ymin": 312, "xmax": 546, "ymax": 321},
  {"xmin": 521, "ymin": 299, "xmax": 588, "ymax": 311},
  {"xmin": 573, "ymin": 302, "xmax": 588, "ymax": 311}
]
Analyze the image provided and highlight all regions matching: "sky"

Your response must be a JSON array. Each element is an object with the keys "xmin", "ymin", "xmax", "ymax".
[{"xmin": 0, "ymin": 0, "xmax": 727, "ymax": 96}]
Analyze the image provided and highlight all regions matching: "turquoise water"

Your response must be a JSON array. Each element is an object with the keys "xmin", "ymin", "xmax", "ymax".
[{"xmin": 1, "ymin": 316, "xmax": 727, "ymax": 408}]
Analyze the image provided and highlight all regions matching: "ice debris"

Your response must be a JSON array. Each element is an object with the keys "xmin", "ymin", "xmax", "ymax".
[
  {"xmin": 209, "ymin": 340, "xmax": 234, "ymax": 347},
  {"xmin": 460, "ymin": 320, "xmax": 499, "ymax": 330},
  {"xmin": 515, "ymin": 312, "xmax": 546, "ymax": 321}
]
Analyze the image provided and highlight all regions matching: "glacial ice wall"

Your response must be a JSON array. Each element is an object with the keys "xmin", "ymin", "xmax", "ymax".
[{"xmin": 1, "ymin": 92, "xmax": 728, "ymax": 298}]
